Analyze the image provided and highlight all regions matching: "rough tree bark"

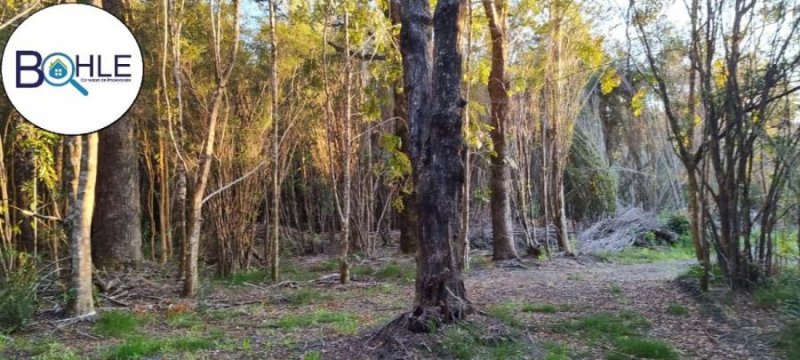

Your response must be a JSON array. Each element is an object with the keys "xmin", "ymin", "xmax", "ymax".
[
  {"xmin": 482, "ymin": 0, "xmax": 517, "ymax": 260},
  {"xmin": 389, "ymin": 0, "xmax": 419, "ymax": 255},
  {"xmin": 401, "ymin": 0, "xmax": 469, "ymax": 332},
  {"xmin": 92, "ymin": 0, "xmax": 143, "ymax": 268},
  {"xmin": 66, "ymin": 135, "xmax": 98, "ymax": 317},
  {"xmin": 267, "ymin": 0, "xmax": 280, "ymax": 282}
]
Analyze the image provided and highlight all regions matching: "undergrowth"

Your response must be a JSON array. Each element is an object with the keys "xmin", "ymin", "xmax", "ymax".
[
  {"xmin": 270, "ymin": 309, "xmax": 359, "ymax": 334},
  {"xmin": 753, "ymin": 268, "xmax": 800, "ymax": 359},
  {"xmin": 554, "ymin": 311, "xmax": 678, "ymax": 359},
  {"xmin": 596, "ymin": 242, "xmax": 694, "ymax": 265},
  {"xmin": 438, "ymin": 323, "xmax": 531, "ymax": 360},
  {"xmin": 94, "ymin": 311, "xmax": 148, "ymax": 338},
  {"xmin": 0, "ymin": 255, "xmax": 38, "ymax": 334},
  {"xmin": 374, "ymin": 262, "xmax": 415, "ymax": 283},
  {"xmin": 104, "ymin": 334, "xmax": 218, "ymax": 360}
]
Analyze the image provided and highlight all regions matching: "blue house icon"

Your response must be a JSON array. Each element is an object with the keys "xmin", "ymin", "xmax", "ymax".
[{"xmin": 49, "ymin": 59, "xmax": 68, "ymax": 79}]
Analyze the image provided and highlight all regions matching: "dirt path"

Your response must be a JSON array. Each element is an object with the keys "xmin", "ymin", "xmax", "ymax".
[
  {"xmin": 466, "ymin": 255, "xmax": 781, "ymax": 359},
  {"xmin": 1, "ymin": 252, "xmax": 785, "ymax": 359}
]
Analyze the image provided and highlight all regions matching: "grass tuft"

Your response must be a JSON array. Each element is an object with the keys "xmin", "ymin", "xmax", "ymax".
[
  {"xmin": 666, "ymin": 302, "xmax": 688, "ymax": 316},
  {"xmin": 608, "ymin": 284, "xmax": 624, "ymax": 295},
  {"xmin": 777, "ymin": 319, "xmax": 800, "ymax": 360},
  {"xmin": 166, "ymin": 311, "xmax": 203, "ymax": 329},
  {"xmin": 438, "ymin": 323, "xmax": 529, "ymax": 360},
  {"xmin": 285, "ymin": 288, "xmax": 331, "ymax": 305},
  {"xmin": 612, "ymin": 337, "xmax": 679, "ymax": 359},
  {"xmin": 595, "ymin": 245, "xmax": 694, "ymax": 265},
  {"xmin": 303, "ymin": 351, "xmax": 322, "ymax": 360},
  {"xmin": 104, "ymin": 337, "xmax": 162, "ymax": 360},
  {"xmin": 104, "ymin": 335, "xmax": 217, "ymax": 360},
  {"xmin": 225, "ymin": 270, "xmax": 268, "ymax": 285},
  {"xmin": 271, "ymin": 309, "xmax": 359, "ymax": 334},
  {"xmin": 521, "ymin": 303, "xmax": 559, "ymax": 314},
  {"xmin": 753, "ymin": 269, "xmax": 800, "ymax": 309},
  {"xmin": 486, "ymin": 302, "xmax": 520, "ymax": 327},
  {"xmin": 375, "ymin": 262, "xmax": 415, "ymax": 283},
  {"xmin": 94, "ymin": 311, "xmax": 146, "ymax": 338},
  {"xmin": 352, "ymin": 264, "xmax": 375, "ymax": 277},
  {"xmin": 554, "ymin": 312, "xmax": 678, "ymax": 359},
  {"xmin": 542, "ymin": 341, "xmax": 570, "ymax": 360},
  {"xmin": 554, "ymin": 312, "xmax": 649, "ymax": 339}
]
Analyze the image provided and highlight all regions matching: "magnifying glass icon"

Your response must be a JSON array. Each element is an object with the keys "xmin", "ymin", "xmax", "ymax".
[{"xmin": 41, "ymin": 53, "xmax": 89, "ymax": 96}]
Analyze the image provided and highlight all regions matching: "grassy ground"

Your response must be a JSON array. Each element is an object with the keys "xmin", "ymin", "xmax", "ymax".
[{"xmin": 0, "ymin": 246, "xmax": 793, "ymax": 359}]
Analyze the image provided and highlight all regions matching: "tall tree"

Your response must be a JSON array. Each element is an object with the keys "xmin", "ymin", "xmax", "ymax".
[
  {"xmin": 66, "ymin": 134, "xmax": 98, "ymax": 317},
  {"xmin": 389, "ymin": 0, "xmax": 419, "ymax": 255},
  {"xmin": 482, "ymin": 0, "xmax": 517, "ymax": 260},
  {"xmin": 634, "ymin": 0, "xmax": 800, "ymax": 289},
  {"xmin": 401, "ymin": 0, "xmax": 469, "ymax": 331},
  {"xmin": 267, "ymin": 0, "xmax": 280, "ymax": 282},
  {"xmin": 183, "ymin": 0, "xmax": 242, "ymax": 297},
  {"xmin": 92, "ymin": 0, "xmax": 143, "ymax": 270}
]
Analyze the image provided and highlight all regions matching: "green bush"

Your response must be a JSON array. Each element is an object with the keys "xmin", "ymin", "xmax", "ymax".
[
  {"xmin": 0, "ymin": 255, "xmax": 39, "ymax": 334},
  {"xmin": 754, "ymin": 269, "xmax": 800, "ymax": 309},
  {"xmin": 664, "ymin": 212, "xmax": 690, "ymax": 236}
]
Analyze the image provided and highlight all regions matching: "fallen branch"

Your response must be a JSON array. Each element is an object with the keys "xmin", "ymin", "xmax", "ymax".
[
  {"xmin": 54, "ymin": 312, "xmax": 97, "ymax": 328},
  {"xmin": 100, "ymin": 294, "xmax": 130, "ymax": 307}
]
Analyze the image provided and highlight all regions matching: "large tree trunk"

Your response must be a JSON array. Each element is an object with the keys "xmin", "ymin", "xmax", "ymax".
[
  {"xmin": 92, "ymin": 0, "xmax": 142, "ymax": 270},
  {"xmin": 482, "ymin": 0, "xmax": 517, "ymax": 261},
  {"xmin": 92, "ymin": 119, "xmax": 142, "ymax": 268},
  {"xmin": 66, "ymin": 135, "xmax": 98, "ymax": 317},
  {"xmin": 401, "ymin": 0, "xmax": 469, "ymax": 332}
]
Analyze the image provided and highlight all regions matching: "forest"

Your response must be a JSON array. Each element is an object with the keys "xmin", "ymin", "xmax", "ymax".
[{"xmin": 1, "ymin": 0, "xmax": 800, "ymax": 358}]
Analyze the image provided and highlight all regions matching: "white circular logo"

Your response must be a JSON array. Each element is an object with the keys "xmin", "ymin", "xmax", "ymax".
[{"xmin": 1, "ymin": 4, "xmax": 143, "ymax": 135}]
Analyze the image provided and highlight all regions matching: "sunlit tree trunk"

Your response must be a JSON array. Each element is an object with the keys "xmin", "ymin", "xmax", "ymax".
[
  {"xmin": 66, "ymin": 135, "xmax": 97, "ymax": 317},
  {"xmin": 267, "ymin": 0, "xmax": 281, "ymax": 282},
  {"xmin": 183, "ymin": 0, "xmax": 241, "ymax": 297},
  {"xmin": 339, "ymin": 7, "xmax": 353, "ymax": 284},
  {"xmin": 482, "ymin": 0, "xmax": 517, "ymax": 260}
]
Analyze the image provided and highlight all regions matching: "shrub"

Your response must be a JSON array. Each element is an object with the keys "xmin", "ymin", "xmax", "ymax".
[
  {"xmin": 754, "ymin": 270, "xmax": 800, "ymax": 309},
  {"xmin": 664, "ymin": 212, "xmax": 690, "ymax": 236},
  {"xmin": 0, "ymin": 255, "xmax": 39, "ymax": 334},
  {"xmin": 776, "ymin": 319, "xmax": 800, "ymax": 360}
]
